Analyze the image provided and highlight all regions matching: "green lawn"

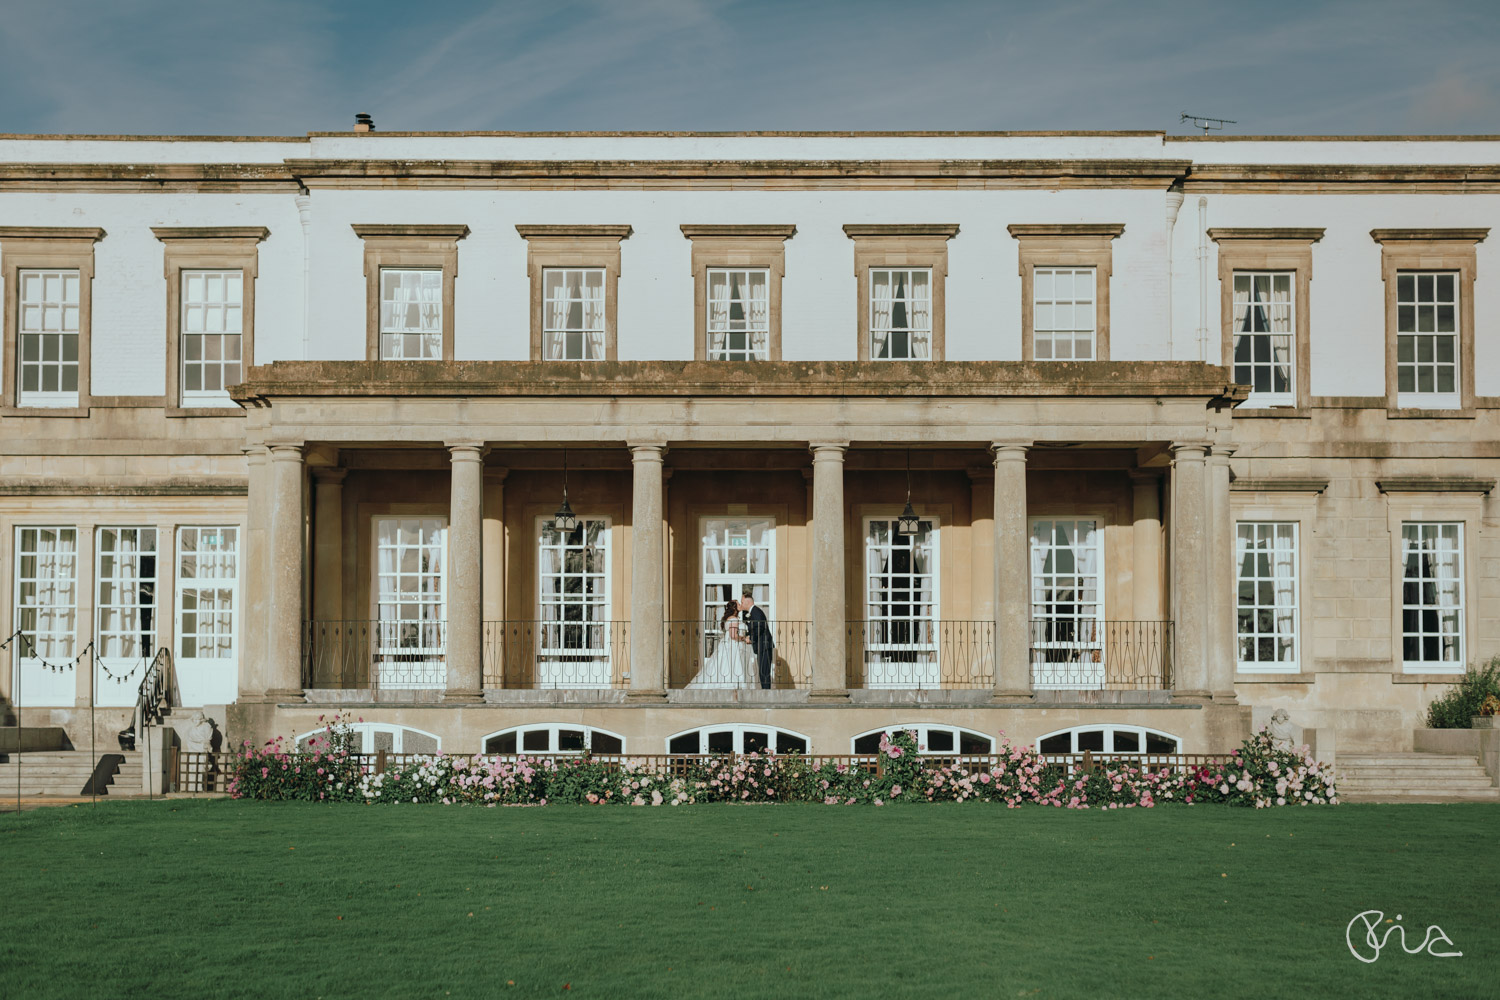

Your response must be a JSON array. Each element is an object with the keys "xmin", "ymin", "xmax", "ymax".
[{"xmin": 2, "ymin": 801, "xmax": 1494, "ymax": 999}]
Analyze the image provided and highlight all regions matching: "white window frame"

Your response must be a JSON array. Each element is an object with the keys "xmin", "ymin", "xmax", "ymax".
[
  {"xmin": 179, "ymin": 269, "xmax": 244, "ymax": 406},
  {"xmin": 849, "ymin": 724, "xmax": 994, "ymax": 756},
  {"xmin": 11, "ymin": 526, "xmax": 78, "ymax": 706},
  {"xmin": 174, "ymin": 526, "xmax": 239, "ymax": 706},
  {"xmin": 480, "ymin": 724, "xmax": 626, "ymax": 755},
  {"xmin": 372, "ymin": 517, "xmax": 447, "ymax": 690},
  {"xmin": 378, "ymin": 267, "xmax": 444, "ymax": 360},
  {"xmin": 665, "ymin": 724, "xmax": 810, "ymax": 755},
  {"xmin": 17, "ymin": 268, "xmax": 81, "ymax": 407},
  {"xmin": 1231, "ymin": 270, "xmax": 1296, "ymax": 407},
  {"xmin": 1395, "ymin": 271, "xmax": 1460, "ymax": 410},
  {"xmin": 536, "ymin": 515, "xmax": 613, "ymax": 688},
  {"xmin": 705, "ymin": 267, "xmax": 770, "ymax": 361},
  {"xmin": 542, "ymin": 267, "xmax": 607, "ymax": 361},
  {"xmin": 1032, "ymin": 266, "xmax": 1097, "ymax": 361},
  {"xmin": 296, "ymin": 723, "xmax": 441, "ymax": 754},
  {"xmin": 1235, "ymin": 521, "xmax": 1300, "ymax": 673},
  {"xmin": 94, "ymin": 526, "xmax": 159, "ymax": 707},
  {"xmin": 861, "ymin": 515, "xmax": 941, "ymax": 689},
  {"xmin": 1029, "ymin": 518, "xmax": 1105, "ymax": 690},
  {"xmin": 699, "ymin": 516, "xmax": 776, "ymax": 623},
  {"xmin": 1400, "ymin": 521, "xmax": 1465, "ymax": 672},
  {"xmin": 868, "ymin": 267, "xmax": 931, "ymax": 361},
  {"xmin": 1035, "ymin": 725, "xmax": 1181, "ymax": 754}
]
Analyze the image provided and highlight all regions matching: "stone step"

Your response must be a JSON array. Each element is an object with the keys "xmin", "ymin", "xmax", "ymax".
[
  {"xmin": 1342, "ymin": 789, "xmax": 1500, "ymax": 803},
  {"xmin": 1339, "ymin": 768, "xmax": 1493, "ymax": 781},
  {"xmin": 1341, "ymin": 754, "xmax": 1484, "ymax": 766}
]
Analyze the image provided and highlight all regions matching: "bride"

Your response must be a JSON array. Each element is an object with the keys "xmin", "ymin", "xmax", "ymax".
[{"xmin": 686, "ymin": 599, "xmax": 756, "ymax": 689}]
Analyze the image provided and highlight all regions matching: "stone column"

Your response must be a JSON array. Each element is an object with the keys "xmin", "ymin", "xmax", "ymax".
[
  {"xmin": 481, "ymin": 468, "xmax": 508, "ymax": 688},
  {"xmin": 239, "ymin": 446, "xmax": 270, "ymax": 701},
  {"xmin": 809, "ymin": 443, "xmax": 849, "ymax": 699},
  {"xmin": 1170, "ymin": 443, "xmax": 1210, "ymax": 700},
  {"xmin": 1129, "ymin": 471, "xmax": 1164, "ymax": 621},
  {"xmin": 310, "ymin": 468, "xmax": 347, "ymax": 629},
  {"xmin": 628, "ymin": 443, "xmax": 667, "ymax": 699},
  {"xmin": 1207, "ymin": 445, "xmax": 1238, "ymax": 703},
  {"xmin": 992, "ymin": 443, "xmax": 1032, "ymax": 700},
  {"xmin": 444, "ymin": 443, "xmax": 486, "ymax": 703},
  {"xmin": 967, "ymin": 468, "xmax": 995, "ymax": 624},
  {"xmin": 266, "ymin": 444, "xmax": 306, "ymax": 703}
]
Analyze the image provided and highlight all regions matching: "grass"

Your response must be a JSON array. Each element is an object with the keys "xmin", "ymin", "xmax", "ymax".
[{"xmin": 2, "ymin": 801, "xmax": 1495, "ymax": 999}]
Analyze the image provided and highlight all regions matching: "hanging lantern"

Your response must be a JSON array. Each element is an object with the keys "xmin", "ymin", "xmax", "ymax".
[
  {"xmin": 896, "ymin": 449, "xmax": 921, "ymax": 536},
  {"xmin": 552, "ymin": 448, "xmax": 579, "ymax": 534}
]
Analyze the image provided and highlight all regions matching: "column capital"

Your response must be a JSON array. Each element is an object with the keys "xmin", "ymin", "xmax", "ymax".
[
  {"xmin": 242, "ymin": 444, "xmax": 269, "ymax": 461},
  {"xmin": 1170, "ymin": 441, "xmax": 1210, "ymax": 460},
  {"xmin": 484, "ymin": 466, "xmax": 510, "ymax": 484},
  {"xmin": 965, "ymin": 466, "xmax": 995, "ymax": 485},
  {"xmin": 1128, "ymin": 468, "xmax": 1163, "ymax": 484},
  {"xmin": 445, "ymin": 440, "xmax": 488, "ymax": 457},
  {"xmin": 628, "ymin": 442, "xmax": 667, "ymax": 461},
  {"xmin": 311, "ymin": 466, "xmax": 348, "ymax": 484},
  {"xmin": 990, "ymin": 441, "xmax": 1030, "ymax": 463},
  {"xmin": 809, "ymin": 441, "xmax": 849, "ymax": 459},
  {"xmin": 268, "ymin": 443, "xmax": 305, "ymax": 462},
  {"xmin": 1207, "ymin": 444, "xmax": 1239, "ymax": 463}
]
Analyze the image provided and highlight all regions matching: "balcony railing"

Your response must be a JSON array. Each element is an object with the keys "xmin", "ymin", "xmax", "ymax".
[
  {"xmin": 1029, "ymin": 619, "xmax": 1173, "ymax": 690},
  {"xmin": 665, "ymin": 620, "xmax": 812, "ymax": 690},
  {"xmin": 846, "ymin": 620, "xmax": 995, "ymax": 689},
  {"xmin": 482, "ymin": 620, "xmax": 630, "ymax": 689},
  {"xmin": 302, "ymin": 620, "xmax": 446, "ymax": 691}
]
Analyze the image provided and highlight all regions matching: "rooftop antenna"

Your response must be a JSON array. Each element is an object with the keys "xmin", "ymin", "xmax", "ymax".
[{"xmin": 1180, "ymin": 112, "xmax": 1235, "ymax": 135}]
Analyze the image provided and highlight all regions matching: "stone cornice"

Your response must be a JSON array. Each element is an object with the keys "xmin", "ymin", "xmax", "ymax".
[
  {"xmin": 1208, "ymin": 228, "xmax": 1325, "ymax": 243},
  {"xmin": 0, "ymin": 480, "xmax": 248, "ymax": 496},
  {"xmin": 1370, "ymin": 228, "xmax": 1488, "ymax": 243},
  {"xmin": 1183, "ymin": 164, "xmax": 1500, "ymax": 193},
  {"xmin": 1230, "ymin": 478, "xmax": 1330, "ymax": 494},
  {"xmin": 350, "ymin": 224, "xmax": 470, "ymax": 240},
  {"xmin": 151, "ymin": 226, "xmax": 269, "ymax": 242},
  {"xmin": 680, "ymin": 224, "xmax": 797, "ymax": 240},
  {"xmin": 0, "ymin": 226, "xmax": 105, "ymax": 241},
  {"xmin": 514, "ymin": 224, "xmax": 633, "ymax": 239},
  {"xmin": 232, "ymin": 360, "xmax": 1244, "ymax": 406},
  {"xmin": 843, "ymin": 223, "xmax": 960, "ymax": 239},
  {"xmin": 1376, "ymin": 477, "xmax": 1495, "ymax": 495},
  {"xmin": 1007, "ymin": 223, "xmax": 1125, "ymax": 239}
]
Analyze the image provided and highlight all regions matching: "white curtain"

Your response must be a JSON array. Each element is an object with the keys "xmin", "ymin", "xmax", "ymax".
[
  {"xmin": 1076, "ymin": 523, "xmax": 1100, "ymax": 641},
  {"xmin": 747, "ymin": 273, "xmax": 769, "ymax": 358},
  {"xmin": 1432, "ymin": 527, "xmax": 1462, "ymax": 661},
  {"xmin": 915, "ymin": 526, "xmax": 935, "ymax": 620},
  {"xmin": 417, "ymin": 272, "xmax": 441, "ymax": 357},
  {"xmin": 583, "ymin": 272, "xmax": 605, "ymax": 360},
  {"xmin": 1272, "ymin": 526, "xmax": 1297, "ymax": 660},
  {"xmin": 545, "ymin": 273, "xmax": 569, "ymax": 360},
  {"xmin": 1268, "ymin": 275, "xmax": 1292, "ymax": 392},
  {"xmin": 1028, "ymin": 525, "xmax": 1049, "ymax": 619},
  {"xmin": 870, "ymin": 272, "xmax": 893, "ymax": 358},
  {"xmin": 708, "ymin": 272, "xmax": 730, "ymax": 358},
  {"xmin": 909, "ymin": 272, "xmax": 931, "ymax": 359}
]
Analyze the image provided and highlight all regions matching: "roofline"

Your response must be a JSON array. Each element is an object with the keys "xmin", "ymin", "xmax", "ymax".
[{"xmin": 1, "ymin": 129, "xmax": 1498, "ymax": 142}]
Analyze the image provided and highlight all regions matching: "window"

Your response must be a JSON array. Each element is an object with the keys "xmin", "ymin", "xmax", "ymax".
[
  {"xmin": 94, "ymin": 529, "xmax": 158, "ymax": 701},
  {"xmin": 666, "ymin": 725, "xmax": 809, "ymax": 755},
  {"xmin": 1029, "ymin": 519, "xmax": 1104, "ymax": 689},
  {"xmin": 1401, "ymin": 522, "xmax": 1463, "ymax": 671},
  {"xmin": 374, "ymin": 517, "xmax": 446, "ymax": 690},
  {"xmin": 706, "ymin": 268, "xmax": 769, "ymax": 360},
  {"xmin": 179, "ymin": 270, "xmax": 244, "ymax": 403},
  {"xmin": 845, "ymin": 224, "xmax": 956, "ymax": 361},
  {"xmin": 1036, "ymin": 725, "xmax": 1180, "ymax": 755},
  {"xmin": 851, "ymin": 725, "xmax": 993, "ymax": 755},
  {"xmin": 1033, "ymin": 267, "xmax": 1096, "ymax": 360},
  {"xmin": 542, "ymin": 268, "xmax": 606, "ymax": 360},
  {"xmin": 17, "ymin": 269, "xmax": 80, "ymax": 407},
  {"xmin": 1232, "ymin": 272, "xmax": 1295, "ymax": 405},
  {"xmin": 482, "ymin": 725, "xmax": 625, "ymax": 755},
  {"xmin": 700, "ymin": 517, "xmax": 774, "ymax": 622},
  {"xmin": 176, "ymin": 526, "xmax": 239, "ymax": 706},
  {"xmin": 537, "ymin": 517, "xmax": 613, "ymax": 688},
  {"xmin": 1236, "ymin": 522, "xmax": 1299, "ymax": 671},
  {"xmin": 1396, "ymin": 272, "xmax": 1459, "ymax": 408},
  {"xmin": 297, "ymin": 724, "xmax": 440, "ymax": 754},
  {"xmin": 869, "ymin": 268, "xmax": 931, "ymax": 360},
  {"xmin": 379, "ymin": 268, "xmax": 443, "ymax": 359},
  {"xmin": 12, "ymin": 527, "xmax": 78, "ymax": 706},
  {"xmin": 860, "ymin": 517, "xmax": 939, "ymax": 688},
  {"xmin": 353, "ymin": 224, "xmax": 466, "ymax": 362}
]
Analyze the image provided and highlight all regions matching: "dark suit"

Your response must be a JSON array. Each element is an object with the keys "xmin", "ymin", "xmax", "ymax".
[{"xmin": 744, "ymin": 605, "xmax": 775, "ymax": 689}]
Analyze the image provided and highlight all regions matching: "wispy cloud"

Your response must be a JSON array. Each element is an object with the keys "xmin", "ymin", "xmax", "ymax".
[{"xmin": 0, "ymin": 0, "xmax": 1496, "ymax": 135}]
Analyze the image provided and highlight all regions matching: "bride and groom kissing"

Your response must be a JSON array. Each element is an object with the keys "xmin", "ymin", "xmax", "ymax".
[{"xmin": 687, "ymin": 589, "xmax": 776, "ymax": 690}]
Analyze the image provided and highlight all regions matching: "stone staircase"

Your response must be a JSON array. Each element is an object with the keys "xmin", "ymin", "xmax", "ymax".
[
  {"xmin": 1338, "ymin": 752, "xmax": 1500, "ymax": 803},
  {"xmin": 0, "ymin": 751, "xmax": 144, "ymax": 797}
]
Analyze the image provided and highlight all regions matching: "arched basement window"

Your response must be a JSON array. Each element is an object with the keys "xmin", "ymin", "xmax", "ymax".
[
  {"xmin": 666, "ymin": 725, "xmax": 809, "ymax": 755},
  {"xmin": 481, "ymin": 724, "xmax": 624, "ymax": 755},
  {"xmin": 1035, "ymin": 725, "xmax": 1180, "ymax": 755},
  {"xmin": 850, "ymin": 724, "xmax": 994, "ymax": 755},
  {"xmin": 296, "ymin": 723, "xmax": 441, "ymax": 754}
]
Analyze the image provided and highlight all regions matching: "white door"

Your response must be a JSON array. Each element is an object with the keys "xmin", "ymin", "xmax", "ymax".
[
  {"xmin": 700, "ymin": 517, "xmax": 775, "ymax": 660},
  {"xmin": 175, "ymin": 526, "xmax": 239, "ymax": 705},
  {"xmin": 11, "ymin": 527, "xmax": 79, "ymax": 706},
  {"xmin": 862, "ymin": 517, "xmax": 939, "ymax": 688},
  {"xmin": 374, "ymin": 518, "xmax": 447, "ymax": 690},
  {"xmin": 536, "ymin": 517, "xmax": 612, "ymax": 688},
  {"xmin": 1030, "ymin": 519, "xmax": 1104, "ymax": 689},
  {"xmin": 94, "ymin": 527, "xmax": 158, "ymax": 708}
]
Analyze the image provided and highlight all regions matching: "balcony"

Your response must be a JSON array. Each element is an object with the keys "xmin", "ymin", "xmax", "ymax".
[
  {"xmin": 482, "ymin": 621, "xmax": 631, "ymax": 690},
  {"xmin": 1029, "ymin": 620, "xmax": 1174, "ymax": 691},
  {"xmin": 845, "ymin": 620, "xmax": 995, "ymax": 690},
  {"xmin": 665, "ymin": 620, "xmax": 812, "ymax": 691}
]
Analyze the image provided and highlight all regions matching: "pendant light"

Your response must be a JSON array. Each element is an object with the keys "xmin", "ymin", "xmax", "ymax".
[
  {"xmin": 552, "ymin": 448, "xmax": 579, "ymax": 533},
  {"xmin": 897, "ymin": 448, "xmax": 920, "ymax": 536}
]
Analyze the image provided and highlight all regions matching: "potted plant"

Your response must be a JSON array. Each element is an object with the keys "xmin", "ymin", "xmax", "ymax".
[{"xmin": 1473, "ymin": 693, "xmax": 1500, "ymax": 730}]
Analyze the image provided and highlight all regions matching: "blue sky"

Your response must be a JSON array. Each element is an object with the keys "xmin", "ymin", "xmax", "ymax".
[{"xmin": 2, "ymin": 0, "xmax": 1497, "ymax": 136}]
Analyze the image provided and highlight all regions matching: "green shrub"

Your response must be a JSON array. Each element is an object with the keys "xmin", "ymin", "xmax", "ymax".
[{"xmin": 1425, "ymin": 658, "xmax": 1500, "ymax": 728}]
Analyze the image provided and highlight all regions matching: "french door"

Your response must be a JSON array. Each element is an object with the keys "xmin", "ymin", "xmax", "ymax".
[
  {"xmin": 699, "ymin": 516, "xmax": 775, "ymax": 663},
  {"xmin": 1030, "ymin": 518, "xmax": 1104, "ymax": 689},
  {"xmin": 537, "ymin": 517, "xmax": 612, "ymax": 688},
  {"xmin": 94, "ymin": 527, "xmax": 157, "ymax": 707},
  {"xmin": 175, "ymin": 526, "xmax": 239, "ymax": 705},
  {"xmin": 373, "ymin": 517, "xmax": 447, "ymax": 689},
  {"xmin": 862, "ymin": 517, "xmax": 939, "ymax": 688}
]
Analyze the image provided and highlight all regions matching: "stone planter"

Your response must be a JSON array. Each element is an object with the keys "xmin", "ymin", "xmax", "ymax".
[{"xmin": 1472, "ymin": 716, "xmax": 1500, "ymax": 730}]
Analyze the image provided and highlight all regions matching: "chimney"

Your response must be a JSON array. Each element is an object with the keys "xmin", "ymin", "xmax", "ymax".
[{"xmin": 354, "ymin": 113, "xmax": 374, "ymax": 132}]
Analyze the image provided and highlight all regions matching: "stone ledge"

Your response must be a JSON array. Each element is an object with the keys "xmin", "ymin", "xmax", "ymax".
[
  {"xmin": 1376, "ymin": 477, "xmax": 1495, "ymax": 494},
  {"xmin": 1392, "ymin": 673, "xmax": 1467, "ymax": 684},
  {"xmin": 1234, "ymin": 672, "xmax": 1316, "ymax": 684}
]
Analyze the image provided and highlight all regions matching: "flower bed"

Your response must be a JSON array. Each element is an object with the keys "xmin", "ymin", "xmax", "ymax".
[{"xmin": 228, "ymin": 716, "xmax": 1336, "ymax": 808}]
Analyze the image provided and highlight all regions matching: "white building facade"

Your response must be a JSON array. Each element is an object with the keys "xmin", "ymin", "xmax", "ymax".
[{"xmin": 0, "ymin": 129, "xmax": 1495, "ymax": 758}]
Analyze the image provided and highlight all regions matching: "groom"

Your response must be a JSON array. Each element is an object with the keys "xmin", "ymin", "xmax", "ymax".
[{"xmin": 739, "ymin": 589, "xmax": 775, "ymax": 690}]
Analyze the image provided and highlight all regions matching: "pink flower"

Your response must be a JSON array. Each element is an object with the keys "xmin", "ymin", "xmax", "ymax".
[{"xmin": 891, "ymin": 785, "xmax": 903, "ymax": 797}]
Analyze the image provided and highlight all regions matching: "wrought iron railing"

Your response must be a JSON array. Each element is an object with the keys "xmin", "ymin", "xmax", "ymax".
[
  {"xmin": 302, "ymin": 620, "xmax": 447, "ymax": 691},
  {"xmin": 846, "ymin": 620, "xmax": 995, "ymax": 689},
  {"xmin": 482, "ymin": 620, "xmax": 630, "ymax": 689},
  {"xmin": 1029, "ymin": 619, "xmax": 1173, "ymax": 690},
  {"xmin": 665, "ymin": 620, "xmax": 812, "ymax": 690}
]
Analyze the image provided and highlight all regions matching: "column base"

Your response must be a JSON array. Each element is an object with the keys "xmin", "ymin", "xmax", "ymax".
[
  {"xmin": 626, "ymin": 689, "xmax": 668, "ymax": 702},
  {"xmin": 262, "ymin": 688, "xmax": 307, "ymax": 704},
  {"xmin": 1211, "ymin": 690, "xmax": 1240, "ymax": 705},
  {"xmin": 441, "ymin": 690, "xmax": 485, "ymax": 705},
  {"xmin": 1171, "ymin": 689, "xmax": 1211, "ymax": 704},
  {"xmin": 990, "ymin": 689, "xmax": 1034, "ymax": 703},
  {"xmin": 808, "ymin": 689, "xmax": 850, "ymax": 702}
]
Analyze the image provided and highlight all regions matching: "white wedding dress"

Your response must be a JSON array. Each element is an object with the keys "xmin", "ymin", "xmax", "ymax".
[{"xmin": 686, "ymin": 619, "xmax": 756, "ymax": 689}]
